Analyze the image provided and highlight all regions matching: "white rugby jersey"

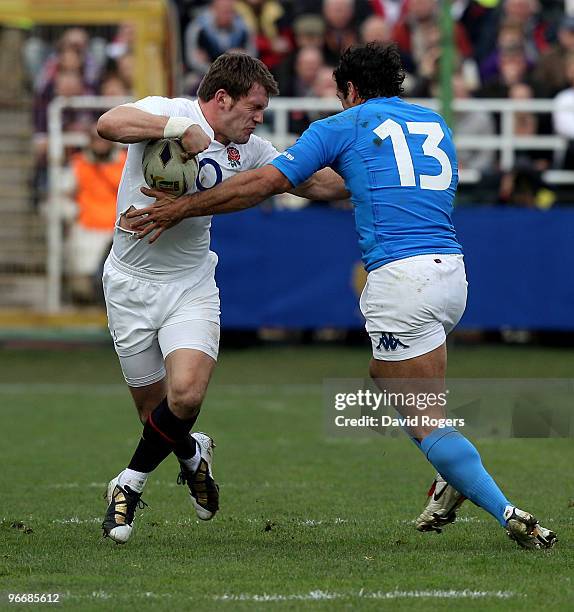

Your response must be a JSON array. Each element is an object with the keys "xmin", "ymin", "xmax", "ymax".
[{"xmin": 110, "ymin": 96, "xmax": 279, "ymax": 279}]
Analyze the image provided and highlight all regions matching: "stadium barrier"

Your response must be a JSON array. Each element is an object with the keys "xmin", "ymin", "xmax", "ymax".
[
  {"xmin": 46, "ymin": 96, "xmax": 574, "ymax": 315},
  {"xmin": 212, "ymin": 206, "xmax": 574, "ymax": 330}
]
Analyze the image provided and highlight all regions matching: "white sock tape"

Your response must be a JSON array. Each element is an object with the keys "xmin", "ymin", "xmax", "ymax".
[{"xmin": 163, "ymin": 116, "xmax": 197, "ymax": 139}]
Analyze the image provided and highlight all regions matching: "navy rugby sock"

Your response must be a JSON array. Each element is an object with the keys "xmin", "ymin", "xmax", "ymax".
[
  {"xmin": 419, "ymin": 427, "xmax": 511, "ymax": 526},
  {"xmin": 128, "ymin": 398, "xmax": 196, "ymax": 473},
  {"xmin": 173, "ymin": 433, "xmax": 198, "ymax": 461}
]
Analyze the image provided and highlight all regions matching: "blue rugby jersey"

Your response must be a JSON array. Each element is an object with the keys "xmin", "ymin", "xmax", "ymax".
[{"xmin": 272, "ymin": 97, "xmax": 463, "ymax": 271}]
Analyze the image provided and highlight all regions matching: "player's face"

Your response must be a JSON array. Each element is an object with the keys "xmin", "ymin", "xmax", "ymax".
[{"xmin": 222, "ymin": 83, "xmax": 269, "ymax": 144}]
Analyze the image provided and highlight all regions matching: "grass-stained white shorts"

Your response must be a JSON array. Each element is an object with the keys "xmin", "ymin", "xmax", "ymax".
[
  {"xmin": 360, "ymin": 254, "xmax": 467, "ymax": 361},
  {"xmin": 102, "ymin": 254, "xmax": 220, "ymax": 387}
]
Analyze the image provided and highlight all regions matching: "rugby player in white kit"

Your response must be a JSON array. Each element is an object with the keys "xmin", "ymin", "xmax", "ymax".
[{"xmin": 96, "ymin": 53, "xmax": 348, "ymax": 543}]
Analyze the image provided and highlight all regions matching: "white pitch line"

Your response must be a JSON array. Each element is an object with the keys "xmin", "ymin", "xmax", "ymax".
[
  {"xmin": 52, "ymin": 517, "xmax": 101, "ymax": 525},
  {"xmin": 45, "ymin": 482, "xmax": 107, "ymax": 489},
  {"xmin": 215, "ymin": 589, "xmax": 518, "ymax": 602},
  {"xmin": 61, "ymin": 591, "xmax": 173, "ymax": 601},
  {"xmin": 49, "ymin": 516, "xmax": 351, "ymax": 527},
  {"xmin": 57, "ymin": 588, "xmax": 517, "ymax": 603},
  {"xmin": 402, "ymin": 516, "xmax": 484, "ymax": 524}
]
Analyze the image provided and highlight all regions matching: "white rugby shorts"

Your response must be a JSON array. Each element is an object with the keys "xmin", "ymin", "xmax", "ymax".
[
  {"xmin": 359, "ymin": 254, "xmax": 467, "ymax": 361},
  {"xmin": 102, "ymin": 255, "xmax": 220, "ymax": 386}
]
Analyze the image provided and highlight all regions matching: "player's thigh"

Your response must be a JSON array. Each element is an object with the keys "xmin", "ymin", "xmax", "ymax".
[
  {"xmin": 116, "ymin": 342, "xmax": 166, "ymax": 386},
  {"xmin": 370, "ymin": 344, "xmax": 447, "ymax": 440},
  {"xmin": 370, "ymin": 343, "xmax": 446, "ymax": 380},
  {"xmin": 117, "ymin": 343, "xmax": 167, "ymax": 418},
  {"xmin": 159, "ymin": 319, "xmax": 219, "ymax": 418},
  {"xmin": 102, "ymin": 260, "xmax": 158, "ymax": 357}
]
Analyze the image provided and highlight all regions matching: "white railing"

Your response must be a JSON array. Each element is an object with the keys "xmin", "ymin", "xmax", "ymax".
[
  {"xmin": 47, "ymin": 96, "xmax": 133, "ymax": 312},
  {"xmin": 47, "ymin": 95, "xmax": 574, "ymax": 312}
]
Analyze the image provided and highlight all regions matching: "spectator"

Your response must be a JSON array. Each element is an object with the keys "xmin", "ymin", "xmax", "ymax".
[
  {"xmin": 533, "ymin": 15, "xmax": 574, "ymax": 97},
  {"xmin": 393, "ymin": 0, "xmax": 473, "ymax": 81},
  {"xmin": 33, "ymin": 70, "xmax": 94, "ymax": 207},
  {"xmin": 106, "ymin": 22, "xmax": 135, "ymax": 60},
  {"xmin": 478, "ymin": 43, "xmax": 532, "ymax": 97},
  {"xmin": 457, "ymin": 0, "xmax": 499, "ymax": 63},
  {"xmin": 449, "ymin": 71, "xmax": 496, "ymax": 174},
  {"xmin": 286, "ymin": 47, "xmax": 326, "ymax": 132},
  {"xmin": 501, "ymin": 0, "xmax": 551, "ymax": 58},
  {"xmin": 274, "ymin": 16, "xmax": 325, "ymax": 95},
  {"xmin": 34, "ymin": 70, "xmax": 93, "ymax": 135},
  {"xmin": 553, "ymin": 51, "xmax": 574, "ymax": 169},
  {"xmin": 369, "ymin": 0, "xmax": 407, "ymax": 27},
  {"xmin": 312, "ymin": 65, "xmax": 338, "ymax": 98},
  {"xmin": 510, "ymin": 81, "xmax": 552, "ymax": 170},
  {"xmin": 307, "ymin": 65, "xmax": 339, "ymax": 122},
  {"xmin": 292, "ymin": 14, "xmax": 326, "ymax": 49},
  {"xmin": 479, "ymin": 20, "xmax": 528, "ymax": 84},
  {"xmin": 65, "ymin": 126, "xmax": 127, "ymax": 303},
  {"xmin": 185, "ymin": 0, "xmax": 255, "ymax": 80},
  {"xmin": 499, "ymin": 82, "xmax": 555, "ymax": 207},
  {"xmin": 235, "ymin": 0, "xmax": 293, "ymax": 71},
  {"xmin": 115, "ymin": 52, "xmax": 135, "ymax": 91},
  {"xmin": 480, "ymin": 0, "xmax": 553, "ymax": 69},
  {"xmin": 322, "ymin": 0, "xmax": 360, "ymax": 64},
  {"xmin": 99, "ymin": 74, "xmax": 131, "ymax": 97},
  {"xmin": 35, "ymin": 27, "xmax": 101, "ymax": 93},
  {"xmin": 360, "ymin": 15, "xmax": 392, "ymax": 44},
  {"xmin": 293, "ymin": 46, "xmax": 326, "ymax": 96}
]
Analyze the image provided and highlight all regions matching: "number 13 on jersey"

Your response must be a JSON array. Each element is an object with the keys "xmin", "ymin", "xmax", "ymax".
[{"xmin": 373, "ymin": 119, "xmax": 453, "ymax": 191}]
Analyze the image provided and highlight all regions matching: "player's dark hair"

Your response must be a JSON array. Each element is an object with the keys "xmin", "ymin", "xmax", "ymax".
[
  {"xmin": 334, "ymin": 42, "xmax": 405, "ymax": 100},
  {"xmin": 197, "ymin": 52, "xmax": 279, "ymax": 101}
]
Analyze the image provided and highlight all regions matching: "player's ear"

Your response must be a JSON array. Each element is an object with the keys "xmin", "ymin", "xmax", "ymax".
[
  {"xmin": 213, "ymin": 89, "xmax": 230, "ymax": 109},
  {"xmin": 347, "ymin": 82, "xmax": 359, "ymax": 103}
]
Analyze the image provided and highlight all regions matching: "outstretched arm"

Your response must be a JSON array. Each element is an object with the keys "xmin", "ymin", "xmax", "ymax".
[{"xmin": 128, "ymin": 165, "xmax": 291, "ymax": 243}]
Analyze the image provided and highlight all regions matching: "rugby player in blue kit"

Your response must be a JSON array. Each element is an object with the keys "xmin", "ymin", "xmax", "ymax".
[{"xmin": 130, "ymin": 43, "xmax": 556, "ymax": 549}]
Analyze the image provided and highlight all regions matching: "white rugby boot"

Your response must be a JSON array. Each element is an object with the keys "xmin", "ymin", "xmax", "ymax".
[
  {"xmin": 102, "ymin": 476, "xmax": 148, "ymax": 544},
  {"xmin": 415, "ymin": 474, "xmax": 466, "ymax": 533},
  {"xmin": 504, "ymin": 506, "xmax": 557, "ymax": 550},
  {"xmin": 177, "ymin": 432, "xmax": 219, "ymax": 520}
]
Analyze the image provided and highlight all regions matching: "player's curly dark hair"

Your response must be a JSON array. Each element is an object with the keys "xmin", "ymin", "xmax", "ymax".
[
  {"xmin": 198, "ymin": 52, "xmax": 279, "ymax": 102},
  {"xmin": 334, "ymin": 42, "xmax": 405, "ymax": 100}
]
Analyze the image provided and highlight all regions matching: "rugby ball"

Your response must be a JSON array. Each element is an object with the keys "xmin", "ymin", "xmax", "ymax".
[{"xmin": 142, "ymin": 138, "xmax": 198, "ymax": 197}]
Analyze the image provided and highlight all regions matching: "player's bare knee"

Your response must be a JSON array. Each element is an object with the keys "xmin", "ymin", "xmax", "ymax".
[
  {"xmin": 136, "ymin": 402, "xmax": 154, "ymax": 424},
  {"xmin": 168, "ymin": 386, "xmax": 204, "ymax": 420}
]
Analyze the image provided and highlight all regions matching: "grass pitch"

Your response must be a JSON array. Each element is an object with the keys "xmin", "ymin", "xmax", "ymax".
[{"xmin": 0, "ymin": 344, "xmax": 573, "ymax": 610}]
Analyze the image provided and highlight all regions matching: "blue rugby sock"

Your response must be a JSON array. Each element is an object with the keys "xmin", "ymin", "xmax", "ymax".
[{"xmin": 419, "ymin": 427, "xmax": 511, "ymax": 526}]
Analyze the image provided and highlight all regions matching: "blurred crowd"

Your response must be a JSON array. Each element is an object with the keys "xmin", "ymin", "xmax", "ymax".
[
  {"xmin": 21, "ymin": 25, "xmax": 134, "ymax": 302},
  {"xmin": 18, "ymin": 0, "xmax": 574, "ymax": 300},
  {"xmin": 176, "ymin": 0, "xmax": 574, "ymax": 207},
  {"xmin": 28, "ymin": 24, "xmax": 134, "ymax": 201},
  {"xmin": 28, "ymin": 2, "xmax": 574, "ymax": 194}
]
